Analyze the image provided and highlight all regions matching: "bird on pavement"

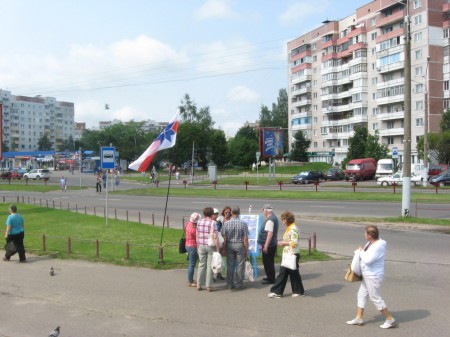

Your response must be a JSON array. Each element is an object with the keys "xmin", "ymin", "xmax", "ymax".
[
  {"xmin": 48, "ymin": 326, "xmax": 60, "ymax": 337},
  {"xmin": 50, "ymin": 267, "xmax": 55, "ymax": 276}
]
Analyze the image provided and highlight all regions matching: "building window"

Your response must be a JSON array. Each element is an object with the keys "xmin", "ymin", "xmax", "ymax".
[
  {"xmin": 416, "ymin": 118, "xmax": 423, "ymax": 127},
  {"xmin": 444, "ymin": 80, "xmax": 449, "ymax": 91},
  {"xmin": 372, "ymin": 123, "xmax": 378, "ymax": 131},
  {"xmin": 413, "ymin": 0, "xmax": 421, "ymax": 9},
  {"xmin": 444, "ymin": 98, "xmax": 450, "ymax": 109},
  {"xmin": 371, "ymin": 32, "xmax": 377, "ymax": 40},
  {"xmin": 416, "ymin": 101, "xmax": 424, "ymax": 110},
  {"xmin": 372, "ymin": 77, "xmax": 378, "ymax": 85},
  {"xmin": 414, "ymin": 32, "xmax": 422, "ymax": 42},
  {"xmin": 415, "ymin": 49, "xmax": 422, "ymax": 60},
  {"xmin": 415, "ymin": 66, "xmax": 423, "ymax": 76},
  {"xmin": 372, "ymin": 47, "xmax": 376, "ymax": 55},
  {"xmin": 313, "ymin": 142, "xmax": 318, "ymax": 148},
  {"xmin": 371, "ymin": 18, "xmax": 376, "ymax": 26},
  {"xmin": 314, "ymin": 117, "xmax": 318, "ymax": 124},
  {"xmin": 445, "ymin": 29, "xmax": 450, "ymax": 39},
  {"xmin": 414, "ymin": 15, "xmax": 422, "ymax": 25},
  {"xmin": 415, "ymin": 84, "xmax": 423, "ymax": 93},
  {"xmin": 387, "ymin": 121, "xmax": 394, "ymax": 129},
  {"xmin": 387, "ymin": 137, "xmax": 394, "ymax": 145}
]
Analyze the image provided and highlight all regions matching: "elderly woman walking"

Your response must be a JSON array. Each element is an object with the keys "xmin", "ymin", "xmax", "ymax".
[{"xmin": 346, "ymin": 225, "xmax": 396, "ymax": 329}]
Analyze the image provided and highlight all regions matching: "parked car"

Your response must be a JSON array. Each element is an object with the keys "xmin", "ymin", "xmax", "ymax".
[
  {"xmin": 292, "ymin": 170, "xmax": 323, "ymax": 184},
  {"xmin": 323, "ymin": 168, "xmax": 345, "ymax": 181},
  {"xmin": 429, "ymin": 170, "xmax": 450, "ymax": 186},
  {"xmin": 23, "ymin": 169, "xmax": 50, "ymax": 181},
  {"xmin": 377, "ymin": 172, "xmax": 423, "ymax": 187},
  {"xmin": 8, "ymin": 170, "xmax": 22, "ymax": 179},
  {"xmin": 344, "ymin": 158, "xmax": 377, "ymax": 181},
  {"xmin": 428, "ymin": 164, "xmax": 450, "ymax": 179}
]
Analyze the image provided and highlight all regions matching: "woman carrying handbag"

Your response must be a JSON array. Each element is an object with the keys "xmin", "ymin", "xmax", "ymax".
[
  {"xmin": 185, "ymin": 212, "xmax": 201, "ymax": 287},
  {"xmin": 267, "ymin": 211, "xmax": 305, "ymax": 298}
]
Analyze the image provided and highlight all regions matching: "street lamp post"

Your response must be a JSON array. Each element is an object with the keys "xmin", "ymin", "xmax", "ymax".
[
  {"xmin": 422, "ymin": 57, "xmax": 430, "ymax": 187},
  {"xmin": 401, "ymin": 0, "xmax": 412, "ymax": 217}
]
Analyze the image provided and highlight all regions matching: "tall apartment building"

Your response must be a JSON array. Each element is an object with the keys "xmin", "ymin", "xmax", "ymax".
[
  {"xmin": 287, "ymin": 0, "xmax": 446, "ymax": 165},
  {"xmin": 0, "ymin": 89, "xmax": 74, "ymax": 152}
]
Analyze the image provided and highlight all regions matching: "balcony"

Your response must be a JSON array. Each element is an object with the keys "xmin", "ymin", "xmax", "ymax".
[
  {"xmin": 291, "ymin": 74, "xmax": 312, "ymax": 85},
  {"xmin": 376, "ymin": 110, "xmax": 404, "ymax": 121},
  {"xmin": 376, "ymin": 77, "xmax": 404, "ymax": 90},
  {"xmin": 291, "ymin": 86, "xmax": 311, "ymax": 96},
  {"xmin": 376, "ymin": 93, "xmax": 404, "ymax": 106},
  {"xmin": 376, "ymin": 27, "xmax": 404, "ymax": 44},
  {"xmin": 378, "ymin": 127, "xmax": 404, "ymax": 136},
  {"xmin": 290, "ymin": 50, "xmax": 312, "ymax": 62},
  {"xmin": 292, "ymin": 123, "xmax": 310, "ymax": 131},
  {"xmin": 321, "ymin": 38, "xmax": 338, "ymax": 50},
  {"xmin": 291, "ymin": 63, "xmax": 312, "ymax": 74},
  {"xmin": 376, "ymin": 9, "xmax": 406, "ymax": 28},
  {"xmin": 291, "ymin": 99, "xmax": 312, "ymax": 108},
  {"xmin": 377, "ymin": 60, "xmax": 404, "ymax": 74},
  {"xmin": 321, "ymin": 53, "xmax": 338, "ymax": 62}
]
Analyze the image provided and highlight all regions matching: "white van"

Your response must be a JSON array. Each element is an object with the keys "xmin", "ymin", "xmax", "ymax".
[{"xmin": 375, "ymin": 158, "xmax": 394, "ymax": 179}]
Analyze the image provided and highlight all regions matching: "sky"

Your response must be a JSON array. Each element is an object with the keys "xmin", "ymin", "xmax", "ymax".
[{"xmin": 0, "ymin": 0, "xmax": 368, "ymax": 137}]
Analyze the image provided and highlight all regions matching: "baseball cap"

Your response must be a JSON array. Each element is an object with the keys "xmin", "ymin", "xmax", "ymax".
[{"xmin": 262, "ymin": 204, "xmax": 273, "ymax": 211}]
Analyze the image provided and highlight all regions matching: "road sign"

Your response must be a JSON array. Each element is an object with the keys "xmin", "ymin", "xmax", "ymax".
[
  {"xmin": 392, "ymin": 146, "xmax": 398, "ymax": 159},
  {"xmin": 101, "ymin": 147, "xmax": 116, "ymax": 169},
  {"xmin": 256, "ymin": 151, "xmax": 261, "ymax": 162}
]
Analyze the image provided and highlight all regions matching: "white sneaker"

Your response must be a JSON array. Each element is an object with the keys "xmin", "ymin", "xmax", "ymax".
[
  {"xmin": 292, "ymin": 293, "xmax": 306, "ymax": 297},
  {"xmin": 380, "ymin": 319, "xmax": 396, "ymax": 329},
  {"xmin": 346, "ymin": 318, "xmax": 363, "ymax": 326},
  {"xmin": 267, "ymin": 293, "xmax": 282, "ymax": 298}
]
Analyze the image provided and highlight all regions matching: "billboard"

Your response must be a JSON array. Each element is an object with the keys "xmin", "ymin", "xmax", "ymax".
[{"xmin": 260, "ymin": 128, "xmax": 284, "ymax": 158}]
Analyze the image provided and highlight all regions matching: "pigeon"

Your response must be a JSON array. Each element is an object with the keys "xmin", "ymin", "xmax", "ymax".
[
  {"xmin": 50, "ymin": 267, "xmax": 55, "ymax": 276},
  {"xmin": 49, "ymin": 326, "xmax": 60, "ymax": 337}
]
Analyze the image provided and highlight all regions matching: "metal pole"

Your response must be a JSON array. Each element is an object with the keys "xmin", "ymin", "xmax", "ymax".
[
  {"xmin": 79, "ymin": 147, "xmax": 82, "ymax": 188},
  {"xmin": 402, "ymin": 0, "xmax": 412, "ymax": 217},
  {"xmin": 423, "ymin": 57, "xmax": 430, "ymax": 187},
  {"xmin": 190, "ymin": 141, "xmax": 195, "ymax": 184}
]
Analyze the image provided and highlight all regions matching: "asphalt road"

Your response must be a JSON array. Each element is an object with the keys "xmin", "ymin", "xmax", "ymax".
[{"xmin": 0, "ymin": 171, "xmax": 449, "ymax": 336}]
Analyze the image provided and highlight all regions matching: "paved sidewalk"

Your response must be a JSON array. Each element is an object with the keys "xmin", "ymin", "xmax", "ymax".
[{"xmin": 0, "ymin": 253, "xmax": 448, "ymax": 337}]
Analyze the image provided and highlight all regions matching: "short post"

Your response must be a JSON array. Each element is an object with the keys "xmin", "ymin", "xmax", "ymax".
[
  {"xmin": 46, "ymin": 200, "xmax": 48, "ymax": 208},
  {"xmin": 53, "ymin": 200, "xmax": 55, "ymax": 208},
  {"xmin": 76, "ymin": 204, "xmax": 78, "ymax": 213},
  {"xmin": 183, "ymin": 180, "xmax": 188, "ymax": 189},
  {"xmin": 115, "ymin": 208, "xmax": 117, "ymax": 220},
  {"xmin": 96, "ymin": 239, "xmax": 99, "ymax": 258},
  {"xmin": 278, "ymin": 180, "xmax": 283, "ymax": 191},
  {"xmin": 138, "ymin": 211, "xmax": 141, "ymax": 223},
  {"xmin": 244, "ymin": 180, "xmax": 250, "ymax": 190},
  {"xmin": 212, "ymin": 180, "xmax": 218, "ymax": 190},
  {"xmin": 42, "ymin": 234, "xmax": 46, "ymax": 252},
  {"xmin": 67, "ymin": 237, "xmax": 71, "ymax": 256},
  {"xmin": 167, "ymin": 215, "xmax": 170, "ymax": 228},
  {"xmin": 352, "ymin": 180, "xmax": 357, "ymax": 192},
  {"xmin": 152, "ymin": 213, "xmax": 155, "ymax": 225},
  {"xmin": 156, "ymin": 180, "xmax": 159, "ymax": 188},
  {"xmin": 392, "ymin": 182, "xmax": 398, "ymax": 194},
  {"xmin": 313, "ymin": 232, "xmax": 317, "ymax": 251},
  {"xmin": 85, "ymin": 206, "xmax": 87, "ymax": 214},
  {"xmin": 158, "ymin": 246, "xmax": 164, "ymax": 264},
  {"xmin": 314, "ymin": 181, "xmax": 319, "ymax": 192},
  {"xmin": 126, "ymin": 210, "xmax": 129, "ymax": 221},
  {"xmin": 94, "ymin": 206, "xmax": 96, "ymax": 216},
  {"xmin": 308, "ymin": 237, "xmax": 311, "ymax": 255}
]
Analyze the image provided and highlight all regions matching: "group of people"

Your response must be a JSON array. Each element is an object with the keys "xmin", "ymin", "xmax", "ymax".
[
  {"xmin": 183, "ymin": 205, "xmax": 396, "ymax": 329},
  {"xmin": 183, "ymin": 204, "xmax": 306, "ymax": 297}
]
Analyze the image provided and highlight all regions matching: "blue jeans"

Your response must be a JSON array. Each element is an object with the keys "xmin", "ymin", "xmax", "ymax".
[{"xmin": 186, "ymin": 246, "xmax": 198, "ymax": 284}]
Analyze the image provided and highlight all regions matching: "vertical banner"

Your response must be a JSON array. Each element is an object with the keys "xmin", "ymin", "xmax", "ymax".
[
  {"xmin": 260, "ymin": 128, "xmax": 284, "ymax": 159},
  {"xmin": 240, "ymin": 214, "xmax": 262, "ymax": 254}
]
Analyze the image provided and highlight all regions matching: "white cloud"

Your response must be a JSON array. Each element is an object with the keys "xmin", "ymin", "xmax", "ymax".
[
  {"xmin": 193, "ymin": 0, "xmax": 238, "ymax": 21},
  {"xmin": 279, "ymin": 1, "xmax": 329, "ymax": 25},
  {"xmin": 227, "ymin": 85, "xmax": 259, "ymax": 103}
]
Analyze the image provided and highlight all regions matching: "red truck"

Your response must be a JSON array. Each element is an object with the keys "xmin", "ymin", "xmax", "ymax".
[{"xmin": 344, "ymin": 158, "xmax": 377, "ymax": 181}]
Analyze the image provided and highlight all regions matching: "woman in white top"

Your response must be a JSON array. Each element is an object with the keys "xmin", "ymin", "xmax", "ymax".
[{"xmin": 346, "ymin": 225, "xmax": 396, "ymax": 329}]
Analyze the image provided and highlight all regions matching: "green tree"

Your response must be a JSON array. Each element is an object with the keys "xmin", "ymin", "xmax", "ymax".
[
  {"xmin": 364, "ymin": 130, "xmax": 389, "ymax": 160},
  {"xmin": 417, "ymin": 109, "xmax": 450, "ymax": 164},
  {"xmin": 60, "ymin": 135, "xmax": 75, "ymax": 152},
  {"xmin": 2, "ymin": 141, "xmax": 9, "ymax": 153},
  {"xmin": 37, "ymin": 133, "xmax": 53, "ymax": 151},
  {"xmin": 289, "ymin": 130, "xmax": 311, "ymax": 162},
  {"xmin": 440, "ymin": 108, "xmax": 450, "ymax": 131},
  {"xmin": 346, "ymin": 126, "xmax": 368, "ymax": 160},
  {"xmin": 228, "ymin": 125, "xmax": 258, "ymax": 167},
  {"xmin": 209, "ymin": 129, "xmax": 228, "ymax": 168}
]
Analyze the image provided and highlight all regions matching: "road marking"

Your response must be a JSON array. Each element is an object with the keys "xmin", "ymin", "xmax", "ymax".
[{"xmin": 311, "ymin": 205, "xmax": 345, "ymax": 208}]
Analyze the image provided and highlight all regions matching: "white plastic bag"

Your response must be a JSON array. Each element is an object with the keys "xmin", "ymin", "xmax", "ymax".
[
  {"xmin": 211, "ymin": 252, "xmax": 222, "ymax": 273},
  {"xmin": 245, "ymin": 261, "xmax": 254, "ymax": 281},
  {"xmin": 351, "ymin": 250, "xmax": 361, "ymax": 276}
]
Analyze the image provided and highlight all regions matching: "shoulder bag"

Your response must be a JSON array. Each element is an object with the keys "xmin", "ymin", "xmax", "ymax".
[
  {"xmin": 344, "ymin": 264, "xmax": 362, "ymax": 282},
  {"xmin": 178, "ymin": 225, "xmax": 187, "ymax": 254}
]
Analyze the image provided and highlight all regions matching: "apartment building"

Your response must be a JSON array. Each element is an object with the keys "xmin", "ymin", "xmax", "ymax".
[
  {"xmin": 0, "ymin": 89, "xmax": 74, "ymax": 151},
  {"xmin": 287, "ymin": 0, "xmax": 446, "ymax": 165}
]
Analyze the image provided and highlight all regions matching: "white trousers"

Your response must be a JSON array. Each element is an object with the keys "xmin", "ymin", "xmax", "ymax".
[{"xmin": 357, "ymin": 276, "xmax": 387, "ymax": 311}]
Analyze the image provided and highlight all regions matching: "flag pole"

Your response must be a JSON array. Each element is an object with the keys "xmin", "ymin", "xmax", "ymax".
[{"xmin": 158, "ymin": 166, "xmax": 173, "ymax": 264}]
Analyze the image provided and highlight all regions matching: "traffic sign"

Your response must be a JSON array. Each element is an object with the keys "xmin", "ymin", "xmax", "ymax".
[
  {"xmin": 392, "ymin": 146, "xmax": 398, "ymax": 159},
  {"xmin": 101, "ymin": 147, "xmax": 116, "ymax": 169}
]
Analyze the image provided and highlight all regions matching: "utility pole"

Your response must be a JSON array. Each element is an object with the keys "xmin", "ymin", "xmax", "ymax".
[
  {"xmin": 423, "ymin": 56, "xmax": 430, "ymax": 187},
  {"xmin": 401, "ymin": 0, "xmax": 412, "ymax": 217}
]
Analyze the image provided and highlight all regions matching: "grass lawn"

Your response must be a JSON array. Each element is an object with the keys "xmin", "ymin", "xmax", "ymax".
[{"xmin": 12, "ymin": 204, "xmax": 328, "ymax": 269}]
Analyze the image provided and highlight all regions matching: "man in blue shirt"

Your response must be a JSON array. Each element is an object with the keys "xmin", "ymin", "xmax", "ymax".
[{"xmin": 4, "ymin": 204, "xmax": 26, "ymax": 262}]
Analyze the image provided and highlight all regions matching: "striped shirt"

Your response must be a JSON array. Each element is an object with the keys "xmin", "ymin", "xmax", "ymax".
[
  {"xmin": 221, "ymin": 217, "xmax": 248, "ymax": 243},
  {"xmin": 196, "ymin": 217, "xmax": 216, "ymax": 246}
]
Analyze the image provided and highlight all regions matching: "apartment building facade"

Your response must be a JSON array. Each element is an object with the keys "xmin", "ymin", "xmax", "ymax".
[
  {"xmin": 287, "ymin": 0, "xmax": 446, "ymax": 165},
  {"xmin": 0, "ymin": 89, "xmax": 75, "ymax": 152}
]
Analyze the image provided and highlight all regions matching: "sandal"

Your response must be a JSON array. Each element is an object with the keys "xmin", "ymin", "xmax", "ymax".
[
  {"xmin": 206, "ymin": 287, "xmax": 214, "ymax": 292},
  {"xmin": 188, "ymin": 282, "xmax": 197, "ymax": 287}
]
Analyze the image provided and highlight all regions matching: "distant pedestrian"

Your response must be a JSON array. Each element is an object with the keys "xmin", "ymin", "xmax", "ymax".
[
  {"xmin": 3, "ymin": 204, "xmax": 26, "ymax": 263},
  {"xmin": 60, "ymin": 176, "xmax": 66, "ymax": 192},
  {"xmin": 96, "ymin": 173, "xmax": 102, "ymax": 193},
  {"xmin": 258, "ymin": 204, "xmax": 279, "ymax": 284},
  {"xmin": 175, "ymin": 171, "xmax": 180, "ymax": 184},
  {"xmin": 114, "ymin": 173, "xmax": 120, "ymax": 187},
  {"xmin": 346, "ymin": 225, "xmax": 396, "ymax": 329},
  {"xmin": 102, "ymin": 172, "xmax": 107, "ymax": 189}
]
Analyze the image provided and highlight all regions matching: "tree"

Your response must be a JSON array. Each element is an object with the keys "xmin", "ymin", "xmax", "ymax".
[
  {"xmin": 346, "ymin": 126, "xmax": 368, "ymax": 161},
  {"xmin": 2, "ymin": 141, "xmax": 9, "ymax": 153},
  {"xmin": 440, "ymin": 108, "xmax": 450, "ymax": 132},
  {"xmin": 228, "ymin": 125, "xmax": 258, "ymax": 167},
  {"xmin": 417, "ymin": 109, "xmax": 450, "ymax": 164},
  {"xmin": 290, "ymin": 130, "xmax": 311, "ymax": 162},
  {"xmin": 37, "ymin": 133, "xmax": 52, "ymax": 151},
  {"xmin": 364, "ymin": 130, "xmax": 389, "ymax": 160},
  {"xmin": 209, "ymin": 129, "xmax": 228, "ymax": 168},
  {"xmin": 60, "ymin": 135, "xmax": 75, "ymax": 152}
]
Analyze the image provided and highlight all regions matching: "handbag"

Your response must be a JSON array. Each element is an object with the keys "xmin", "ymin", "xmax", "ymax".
[
  {"xmin": 281, "ymin": 251, "xmax": 297, "ymax": 270},
  {"xmin": 4, "ymin": 241, "xmax": 17, "ymax": 255},
  {"xmin": 207, "ymin": 223, "xmax": 224, "ymax": 247},
  {"xmin": 178, "ymin": 226, "xmax": 187, "ymax": 254},
  {"xmin": 211, "ymin": 252, "xmax": 222, "ymax": 273},
  {"xmin": 344, "ymin": 264, "xmax": 362, "ymax": 282},
  {"xmin": 245, "ymin": 260, "xmax": 254, "ymax": 281}
]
